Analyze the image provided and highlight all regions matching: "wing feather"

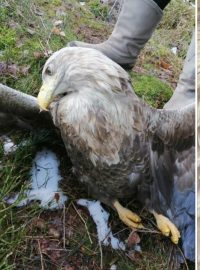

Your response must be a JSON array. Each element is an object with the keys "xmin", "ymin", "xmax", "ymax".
[{"xmin": 149, "ymin": 103, "xmax": 194, "ymax": 150}]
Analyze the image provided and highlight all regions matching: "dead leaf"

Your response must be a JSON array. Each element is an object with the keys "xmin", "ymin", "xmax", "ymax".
[
  {"xmin": 31, "ymin": 217, "xmax": 46, "ymax": 229},
  {"xmin": 27, "ymin": 28, "xmax": 35, "ymax": 35},
  {"xmin": 0, "ymin": 62, "xmax": 6, "ymax": 74},
  {"xmin": 64, "ymin": 265, "xmax": 75, "ymax": 270},
  {"xmin": 56, "ymin": 8, "xmax": 67, "ymax": 17},
  {"xmin": 16, "ymin": 39, "xmax": 25, "ymax": 48},
  {"xmin": 127, "ymin": 250, "xmax": 142, "ymax": 262},
  {"xmin": 132, "ymin": 66, "xmax": 145, "ymax": 74},
  {"xmin": 51, "ymin": 27, "xmax": 66, "ymax": 37},
  {"xmin": 51, "ymin": 26, "xmax": 61, "ymax": 35},
  {"xmin": 54, "ymin": 192, "xmax": 60, "ymax": 202},
  {"xmin": 160, "ymin": 60, "xmax": 170, "ymax": 70},
  {"xmin": 127, "ymin": 230, "xmax": 140, "ymax": 248},
  {"xmin": 20, "ymin": 65, "xmax": 30, "ymax": 75},
  {"xmin": 48, "ymin": 226, "xmax": 61, "ymax": 239},
  {"xmin": 7, "ymin": 64, "xmax": 18, "ymax": 76},
  {"xmin": 39, "ymin": 239, "xmax": 50, "ymax": 255},
  {"xmin": 0, "ymin": 62, "xmax": 30, "ymax": 77},
  {"xmin": 9, "ymin": 21, "xmax": 20, "ymax": 29},
  {"xmin": 44, "ymin": 49, "xmax": 53, "ymax": 57},
  {"xmin": 59, "ymin": 31, "xmax": 66, "ymax": 37},
  {"xmin": 33, "ymin": 6, "xmax": 44, "ymax": 16},
  {"xmin": 52, "ymin": 216, "xmax": 62, "ymax": 227},
  {"xmin": 50, "ymin": 249, "xmax": 62, "ymax": 262},
  {"xmin": 34, "ymin": 51, "xmax": 44, "ymax": 59},
  {"xmin": 38, "ymin": 238, "xmax": 61, "ymax": 262},
  {"xmin": 34, "ymin": 50, "xmax": 53, "ymax": 59},
  {"xmin": 54, "ymin": 20, "xmax": 63, "ymax": 26}
]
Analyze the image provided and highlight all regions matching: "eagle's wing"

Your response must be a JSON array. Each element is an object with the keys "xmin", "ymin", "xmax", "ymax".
[
  {"xmin": 148, "ymin": 102, "xmax": 194, "ymax": 203},
  {"xmin": 149, "ymin": 103, "xmax": 195, "ymax": 262},
  {"xmin": 150, "ymin": 102, "xmax": 195, "ymax": 150}
]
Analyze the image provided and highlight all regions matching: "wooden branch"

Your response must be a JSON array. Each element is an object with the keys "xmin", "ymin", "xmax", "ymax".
[
  {"xmin": 0, "ymin": 83, "xmax": 53, "ymax": 130},
  {"xmin": 0, "ymin": 83, "xmax": 40, "ymax": 116}
]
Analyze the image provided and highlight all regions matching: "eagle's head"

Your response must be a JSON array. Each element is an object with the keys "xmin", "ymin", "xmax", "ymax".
[{"xmin": 37, "ymin": 47, "xmax": 134, "ymax": 111}]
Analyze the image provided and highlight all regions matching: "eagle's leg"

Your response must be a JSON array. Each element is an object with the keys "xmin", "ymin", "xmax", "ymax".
[
  {"xmin": 113, "ymin": 200, "xmax": 144, "ymax": 229},
  {"xmin": 152, "ymin": 211, "xmax": 181, "ymax": 244}
]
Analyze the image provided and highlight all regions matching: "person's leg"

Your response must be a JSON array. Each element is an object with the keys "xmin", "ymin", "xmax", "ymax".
[
  {"xmin": 153, "ymin": 0, "xmax": 170, "ymax": 10},
  {"xmin": 164, "ymin": 32, "xmax": 195, "ymax": 109},
  {"xmin": 69, "ymin": 0, "xmax": 170, "ymax": 67}
]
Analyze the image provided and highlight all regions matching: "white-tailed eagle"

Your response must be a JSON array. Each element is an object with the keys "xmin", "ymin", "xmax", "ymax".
[{"xmin": 37, "ymin": 47, "xmax": 195, "ymax": 262}]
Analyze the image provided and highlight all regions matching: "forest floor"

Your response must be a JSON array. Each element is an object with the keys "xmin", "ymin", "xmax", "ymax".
[{"xmin": 0, "ymin": 0, "xmax": 195, "ymax": 269}]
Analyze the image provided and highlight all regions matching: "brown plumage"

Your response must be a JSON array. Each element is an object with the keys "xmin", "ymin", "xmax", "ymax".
[{"xmin": 37, "ymin": 47, "xmax": 195, "ymax": 262}]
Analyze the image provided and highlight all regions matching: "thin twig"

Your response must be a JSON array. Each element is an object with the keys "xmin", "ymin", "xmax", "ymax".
[
  {"xmin": 26, "ymin": 236, "xmax": 51, "ymax": 239},
  {"xmin": 45, "ymin": 248, "xmax": 71, "ymax": 252},
  {"xmin": 39, "ymin": 16, "xmax": 52, "ymax": 51},
  {"xmin": 108, "ymin": 0, "xmax": 119, "ymax": 16},
  {"xmin": 63, "ymin": 203, "xmax": 66, "ymax": 248},
  {"xmin": 136, "ymin": 227, "xmax": 161, "ymax": 234},
  {"xmin": 99, "ymin": 241, "xmax": 103, "ymax": 269},
  {"xmin": 70, "ymin": 237, "xmax": 97, "ymax": 255},
  {"xmin": 37, "ymin": 239, "xmax": 45, "ymax": 270},
  {"xmin": 72, "ymin": 202, "xmax": 93, "ymax": 244},
  {"xmin": 38, "ymin": 39, "xmax": 46, "ymax": 52},
  {"xmin": 40, "ymin": 16, "xmax": 47, "ymax": 30},
  {"xmin": 176, "ymin": 245, "xmax": 189, "ymax": 270}
]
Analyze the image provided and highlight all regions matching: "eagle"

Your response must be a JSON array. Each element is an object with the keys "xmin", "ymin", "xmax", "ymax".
[{"xmin": 37, "ymin": 47, "xmax": 195, "ymax": 262}]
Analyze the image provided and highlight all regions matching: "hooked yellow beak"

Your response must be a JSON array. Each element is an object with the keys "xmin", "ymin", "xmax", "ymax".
[{"xmin": 37, "ymin": 85, "xmax": 54, "ymax": 111}]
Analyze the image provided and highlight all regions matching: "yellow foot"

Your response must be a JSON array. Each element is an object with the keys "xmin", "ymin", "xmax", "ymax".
[
  {"xmin": 113, "ymin": 200, "xmax": 144, "ymax": 229},
  {"xmin": 153, "ymin": 211, "xmax": 181, "ymax": 244}
]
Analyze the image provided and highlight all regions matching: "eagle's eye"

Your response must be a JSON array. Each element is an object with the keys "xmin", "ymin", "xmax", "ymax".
[{"xmin": 45, "ymin": 66, "xmax": 53, "ymax": 76}]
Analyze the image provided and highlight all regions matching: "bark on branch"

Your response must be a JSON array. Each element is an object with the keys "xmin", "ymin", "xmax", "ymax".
[{"xmin": 0, "ymin": 84, "xmax": 53, "ymax": 130}]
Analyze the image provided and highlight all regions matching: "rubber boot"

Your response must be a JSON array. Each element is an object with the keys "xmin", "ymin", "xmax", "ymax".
[
  {"xmin": 164, "ymin": 32, "xmax": 195, "ymax": 109},
  {"xmin": 68, "ymin": 0, "xmax": 163, "ymax": 67}
]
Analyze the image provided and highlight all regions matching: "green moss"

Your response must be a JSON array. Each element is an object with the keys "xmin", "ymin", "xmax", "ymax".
[
  {"xmin": 81, "ymin": 15, "xmax": 107, "ymax": 31},
  {"xmin": 87, "ymin": 0, "xmax": 109, "ymax": 20},
  {"xmin": 52, "ymin": 0, "xmax": 62, "ymax": 6},
  {"xmin": 131, "ymin": 73, "xmax": 173, "ymax": 108},
  {"xmin": 0, "ymin": 6, "xmax": 9, "ymax": 23},
  {"xmin": 22, "ymin": 39, "xmax": 42, "ymax": 52},
  {"xmin": 0, "ymin": 27, "xmax": 17, "ymax": 50},
  {"xmin": 0, "ymin": 48, "xmax": 16, "ymax": 63}
]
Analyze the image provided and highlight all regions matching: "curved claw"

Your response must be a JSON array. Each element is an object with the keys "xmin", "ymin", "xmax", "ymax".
[
  {"xmin": 113, "ymin": 200, "xmax": 144, "ymax": 229},
  {"xmin": 153, "ymin": 211, "xmax": 181, "ymax": 244}
]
